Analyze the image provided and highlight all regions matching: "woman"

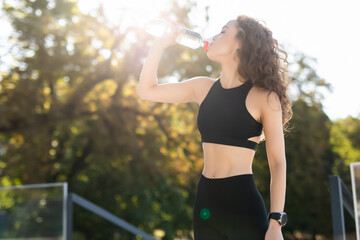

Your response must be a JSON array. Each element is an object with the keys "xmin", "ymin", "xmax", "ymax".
[{"xmin": 138, "ymin": 14, "xmax": 292, "ymax": 240}]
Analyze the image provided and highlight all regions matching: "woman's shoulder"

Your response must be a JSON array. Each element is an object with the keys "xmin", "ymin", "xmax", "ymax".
[
  {"xmin": 252, "ymin": 85, "xmax": 281, "ymax": 112},
  {"xmin": 251, "ymin": 83, "xmax": 276, "ymax": 97}
]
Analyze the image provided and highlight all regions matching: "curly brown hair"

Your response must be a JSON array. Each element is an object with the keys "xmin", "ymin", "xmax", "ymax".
[{"xmin": 233, "ymin": 15, "xmax": 293, "ymax": 142}]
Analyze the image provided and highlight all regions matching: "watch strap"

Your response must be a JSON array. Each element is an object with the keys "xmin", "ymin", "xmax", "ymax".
[{"xmin": 268, "ymin": 212, "xmax": 287, "ymax": 227}]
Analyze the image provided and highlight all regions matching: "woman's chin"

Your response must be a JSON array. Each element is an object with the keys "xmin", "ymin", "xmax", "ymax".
[{"xmin": 206, "ymin": 52, "xmax": 217, "ymax": 62}]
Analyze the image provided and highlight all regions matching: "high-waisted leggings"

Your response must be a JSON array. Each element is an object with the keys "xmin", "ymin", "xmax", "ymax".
[{"xmin": 193, "ymin": 173, "xmax": 269, "ymax": 240}]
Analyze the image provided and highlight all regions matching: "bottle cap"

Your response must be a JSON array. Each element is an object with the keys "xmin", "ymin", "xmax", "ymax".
[{"xmin": 203, "ymin": 41, "xmax": 209, "ymax": 52}]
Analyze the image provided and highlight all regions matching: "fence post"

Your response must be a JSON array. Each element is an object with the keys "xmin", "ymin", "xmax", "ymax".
[
  {"xmin": 329, "ymin": 175, "xmax": 354, "ymax": 240},
  {"xmin": 66, "ymin": 193, "xmax": 73, "ymax": 240}
]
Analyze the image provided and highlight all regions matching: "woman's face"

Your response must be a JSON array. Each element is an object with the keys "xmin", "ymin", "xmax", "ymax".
[{"xmin": 207, "ymin": 20, "xmax": 241, "ymax": 63}]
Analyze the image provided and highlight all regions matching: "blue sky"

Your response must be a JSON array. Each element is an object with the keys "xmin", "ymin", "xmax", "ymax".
[{"xmin": 1, "ymin": 0, "xmax": 359, "ymax": 121}]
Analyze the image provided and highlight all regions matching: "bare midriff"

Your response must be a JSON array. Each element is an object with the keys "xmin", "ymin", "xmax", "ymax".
[{"xmin": 201, "ymin": 135, "xmax": 260, "ymax": 179}]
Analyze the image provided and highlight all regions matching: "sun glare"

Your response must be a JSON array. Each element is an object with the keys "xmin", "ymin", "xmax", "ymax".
[{"xmin": 78, "ymin": 0, "xmax": 174, "ymax": 33}]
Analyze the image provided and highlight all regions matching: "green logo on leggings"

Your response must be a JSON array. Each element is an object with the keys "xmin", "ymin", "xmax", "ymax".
[{"xmin": 200, "ymin": 208, "xmax": 211, "ymax": 220}]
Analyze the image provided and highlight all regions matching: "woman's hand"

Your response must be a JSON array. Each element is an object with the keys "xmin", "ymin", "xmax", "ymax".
[
  {"xmin": 152, "ymin": 20, "xmax": 185, "ymax": 50},
  {"xmin": 265, "ymin": 224, "xmax": 284, "ymax": 240}
]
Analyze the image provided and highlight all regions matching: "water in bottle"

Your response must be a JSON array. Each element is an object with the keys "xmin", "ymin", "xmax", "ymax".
[{"xmin": 145, "ymin": 19, "xmax": 211, "ymax": 52}]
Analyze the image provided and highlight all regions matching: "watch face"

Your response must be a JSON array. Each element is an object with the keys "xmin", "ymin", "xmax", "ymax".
[{"xmin": 280, "ymin": 213, "xmax": 287, "ymax": 226}]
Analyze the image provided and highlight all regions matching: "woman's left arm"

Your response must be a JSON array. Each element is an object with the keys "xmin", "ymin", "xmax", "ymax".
[{"xmin": 261, "ymin": 91, "xmax": 287, "ymax": 239}]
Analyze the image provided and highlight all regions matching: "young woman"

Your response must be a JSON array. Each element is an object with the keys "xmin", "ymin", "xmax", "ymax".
[{"xmin": 138, "ymin": 14, "xmax": 292, "ymax": 240}]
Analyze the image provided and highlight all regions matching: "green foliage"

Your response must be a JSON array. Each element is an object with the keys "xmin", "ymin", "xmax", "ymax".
[
  {"xmin": 330, "ymin": 117, "xmax": 360, "ymax": 187},
  {"xmin": 0, "ymin": 0, "xmax": 210, "ymax": 238}
]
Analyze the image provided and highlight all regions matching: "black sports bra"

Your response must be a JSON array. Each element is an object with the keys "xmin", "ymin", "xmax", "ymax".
[{"xmin": 197, "ymin": 77, "xmax": 263, "ymax": 150}]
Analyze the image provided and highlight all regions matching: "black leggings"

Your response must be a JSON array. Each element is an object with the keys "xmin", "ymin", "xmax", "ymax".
[{"xmin": 193, "ymin": 173, "xmax": 269, "ymax": 240}]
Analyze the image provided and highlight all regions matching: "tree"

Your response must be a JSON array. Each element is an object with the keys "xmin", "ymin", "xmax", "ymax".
[{"xmin": 0, "ymin": 0, "xmax": 209, "ymax": 238}]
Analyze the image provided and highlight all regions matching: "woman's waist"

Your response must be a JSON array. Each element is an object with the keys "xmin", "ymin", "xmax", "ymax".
[
  {"xmin": 202, "ymin": 142, "xmax": 256, "ymax": 157},
  {"xmin": 202, "ymin": 163, "xmax": 253, "ymax": 179}
]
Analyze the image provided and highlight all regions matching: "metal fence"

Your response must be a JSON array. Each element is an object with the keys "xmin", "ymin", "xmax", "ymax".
[
  {"xmin": 329, "ymin": 175, "xmax": 355, "ymax": 240},
  {"xmin": 0, "ymin": 182, "xmax": 156, "ymax": 240}
]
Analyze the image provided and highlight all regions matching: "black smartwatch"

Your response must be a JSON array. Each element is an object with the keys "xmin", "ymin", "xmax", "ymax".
[{"xmin": 267, "ymin": 212, "xmax": 287, "ymax": 227}]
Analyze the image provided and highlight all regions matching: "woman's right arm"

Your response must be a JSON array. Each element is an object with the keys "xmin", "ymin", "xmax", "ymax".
[{"xmin": 137, "ymin": 25, "xmax": 210, "ymax": 104}]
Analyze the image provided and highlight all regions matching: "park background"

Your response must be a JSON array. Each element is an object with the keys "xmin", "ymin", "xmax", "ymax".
[{"xmin": 0, "ymin": 0, "xmax": 359, "ymax": 239}]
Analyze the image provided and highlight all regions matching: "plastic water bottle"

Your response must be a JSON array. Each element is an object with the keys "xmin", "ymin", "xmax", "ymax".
[{"xmin": 145, "ymin": 19, "xmax": 211, "ymax": 52}]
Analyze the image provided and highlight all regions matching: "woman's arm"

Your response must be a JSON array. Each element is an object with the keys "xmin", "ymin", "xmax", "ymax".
[
  {"xmin": 137, "ymin": 28, "xmax": 212, "ymax": 104},
  {"xmin": 137, "ymin": 43, "xmax": 165, "ymax": 95},
  {"xmin": 261, "ymin": 90, "xmax": 287, "ymax": 229},
  {"xmin": 137, "ymin": 22, "xmax": 185, "ymax": 97}
]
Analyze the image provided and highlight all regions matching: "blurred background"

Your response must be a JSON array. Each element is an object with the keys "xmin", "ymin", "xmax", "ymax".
[{"xmin": 0, "ymin": 0, "xmax": 359, "ymax": 239}]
